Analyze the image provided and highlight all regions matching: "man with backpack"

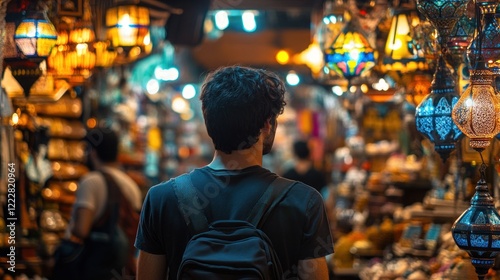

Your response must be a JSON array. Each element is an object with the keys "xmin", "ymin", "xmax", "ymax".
[{"xmin": 135, "ymin": 66, "xmax": 334, "ymax": 279}]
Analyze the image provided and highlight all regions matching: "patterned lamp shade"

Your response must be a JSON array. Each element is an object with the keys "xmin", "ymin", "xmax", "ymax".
[
  {"xmin": 467, "ymin": 5, "xmax": 500, "ymax": 69},
  {"xmin": 324, "ymin": 23, "xmax": 377, "ymax": 81},
  {"xmin": 381, "ymin": 9, "xmax": 427, "ymax": 73},
  {"xmin": 14, "ymin": 10, "xmax": 57, "ymax": 60},
  {"xmin": 415, "ymin": 55, "xmax": 463, "ymax": 162},
  {"xmin": 416, "ymin": 0, "xmax": 469, "ymax": 42},
  {"xmin": 452, "ymin": 61, "xmax": 500, "ymax": 151},
  {"xmin": 452, "ymin": 178, "xmax": 500, "ymax": 280},
  {"xmin": 447, "ymin": 15, "xmax": 476, "ymax": 69},
  {"xmin": 106, "ymin": 5, "xmax": 152, "ymax": 63}
]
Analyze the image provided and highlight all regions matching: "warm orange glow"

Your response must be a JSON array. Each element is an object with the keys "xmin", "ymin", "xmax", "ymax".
[
  {"xmin": 294, "ymin": 42, "xmax": 324, "ymax": 75},
  {"xmin": 106, "ymin": 5, "xmax": 151, "ymax": 55},
  {"xmin": 276, "ymin": 50, "xmax": 289, "ymax": 64},
  {"xmin": 178, "ymin": 146, "xmax": 190, "ymax": 159},
  {"xmin": 86, "ymin": 118, "xmax": 97, "ymax": 128}
]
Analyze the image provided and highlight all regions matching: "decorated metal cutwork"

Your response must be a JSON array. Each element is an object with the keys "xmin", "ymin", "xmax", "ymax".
[
  {"xmin": 452, "ymin": 177, "xmax": 500, "ymax": 280},
  {"xmin": 467, "ymin": 5, "xmax": 500, "ymax": 69},
  {"xmin": 446, "ymin": 15, "xmax": 476, "ymax": 69},
  {"xmin": 452, "ymin": 62, "xmax": 500, "ymax": 150},
  {"xmin": 415, "ymin": 55, "xmax": 463, "ymax": 162},
  {"xmin": 416, "ymin": 0, "xmax": 470, "ymax": 42}
]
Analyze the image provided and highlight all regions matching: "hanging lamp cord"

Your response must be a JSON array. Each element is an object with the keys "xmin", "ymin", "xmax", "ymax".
[{"xmin": 479, "ymin": 151, "xmax": 487, "ymax": 180}]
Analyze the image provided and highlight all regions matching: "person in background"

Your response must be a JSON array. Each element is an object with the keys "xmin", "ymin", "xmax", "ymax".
[
  {"xmin": 58, "ymin": 127, "xmax": 142, "ymax": 279},
  {"xmin": 282, "ymin": 140, "xmax": 327, "ymax": 195},
  {"xmin": 135, "ymin": 66, "xmax": 334, "ymax": 279}
]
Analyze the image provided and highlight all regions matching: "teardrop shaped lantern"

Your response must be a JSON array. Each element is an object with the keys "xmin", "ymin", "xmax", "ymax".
[
  {"xmin": 452, "ymin": 61, "xmax": 500, "ymax": 151},
  {"xmin": 415, "ymin": 55, "xmax": 463, "ymax": 162}
]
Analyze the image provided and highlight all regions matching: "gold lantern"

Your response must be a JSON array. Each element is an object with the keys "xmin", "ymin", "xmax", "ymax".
[
  {"xmin": 14, "ymin": 9, "xmax": 57, "ymax": 60},
  {"xmin": 106, "ymin": 5, "xmax": 152, "ymax": 63},
  {"xmin": 452, "ymin": 61, "xmax": 500, "ymax": 151}
]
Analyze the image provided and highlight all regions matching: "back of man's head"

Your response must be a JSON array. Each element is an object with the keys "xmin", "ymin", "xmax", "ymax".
[
  {"xmin": 86, "ymin": 127, "xmax": 119, "ymax": 163},
  {"xmin": 293, "ymin": 140, "xmax": 310, "ymax": 160},
  {"xmin": 200, "ymin": 66, "xmax": 286, "ymax": 154}
]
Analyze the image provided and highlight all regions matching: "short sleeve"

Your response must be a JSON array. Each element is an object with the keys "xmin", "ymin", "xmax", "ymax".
[
  {"xmin": 135, "ymin": 185, "xmax": 166, "ymax": 255},
  {"xmin": 298, "ymin": 191, "xmax": 334, "ymax": 259},
  {"xmin": 73, "ymin": 174, "xmax": 101, "ymax": 212}
]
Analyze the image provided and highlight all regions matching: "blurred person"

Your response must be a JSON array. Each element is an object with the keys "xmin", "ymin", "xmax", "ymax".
[
  {"xmin": 53, "ymin": 127, "xmax": 142, "ymax": 280},
  {"xmin": 135, "ymin": 66, "xmax": 334, "ymax": 279},
  {"xmin": 282, "ymin": 140, "xmax": 327, "ymax": 194}
]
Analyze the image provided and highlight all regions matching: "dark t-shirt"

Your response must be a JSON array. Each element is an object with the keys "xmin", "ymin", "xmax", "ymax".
[
  {"xmin": 135, "ymin": 165, "xmax": 334, "ymax": 279},
  {"xmin": 282, "ymin": 167, "xmax": 327, "ymax": 194}
]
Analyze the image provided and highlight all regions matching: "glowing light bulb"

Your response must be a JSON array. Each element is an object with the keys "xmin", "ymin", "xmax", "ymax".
[
  {"xmin": 242, "ymin": 11, "xmax": 256, "ymax": 32},
  {"xmin": 215, "ymin": 11, "xmax": 229, "ymax": 30}
]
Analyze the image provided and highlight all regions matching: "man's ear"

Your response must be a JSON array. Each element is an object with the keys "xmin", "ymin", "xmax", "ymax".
[{"xmin": 262, "ymin": 118, "xmax": 273, "ymax": 132}]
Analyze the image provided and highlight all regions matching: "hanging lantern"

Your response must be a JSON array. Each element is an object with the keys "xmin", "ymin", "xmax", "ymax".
[
  {"xmin": 318, "ymin": 0, "xmax": 350, "ymax": 52},
  {"xmin": 447, "ymin": 15, "xmax": 475, "ymax": 70},
  {"xmin": 467, "ymin": 5, "xmax": 500, "ymax": 69},
  {"xmin": 47, "ymin": 23, "xmax": 73, "ymax": 77},
  {"xmin": 452, "ymin": 61, "xmax": 500, "ymax": 151},
  {"xmin": 94, "ymin": 41, "xmax": 116, "ymax": 68},
  {"xmin": 68, "ymin": 0, "xmax": 96, "ymax": 79},
  {"xmin": 416, "ymin": 0, "xmax": 469, "ymax": 48},
  {"xmin": 106, "ymin": 5, "xmax": 152, "ymax": 63},
  {"xmin": 452, "ymin": 176, "xmax": 500, "ymax": 280},
  {"xmin": 6, "ymin": 60, "xmax": 43, "ymax": 97},
  {"xmin": 415, "ymin": 55, "xmax": 463, "ymax": 162},
  {"xmin": 412, "ymin": 20, "xmax": 439, "ymax": 69},
  {"xmin": 4, "ymin": 1, "xmax": 56, "ymax": 97},
  {"xmin": 324, "ymin": 22, "xmax": 377, "ymax": 81},
  {"xmin": 380, "ymin": 8, "xmax": 427, "ymax": 74},
  {"xmin": 14, "ymin": 9, "xmax": 57, "ymax": 60}
]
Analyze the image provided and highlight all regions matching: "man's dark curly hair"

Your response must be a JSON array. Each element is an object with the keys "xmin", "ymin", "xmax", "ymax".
[{"xmin": 200, "ymin": 66, "xmax": 287, "ymax": 154}]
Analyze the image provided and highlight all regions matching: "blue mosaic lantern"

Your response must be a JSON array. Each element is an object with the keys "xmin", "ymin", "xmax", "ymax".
[
  {"xmin": 452, "ymin": 177, "xmax": 500, "ymax": 280},
  {"xmin": 415, "ymin": 55, "xmax": 463, "ymax": 162}
]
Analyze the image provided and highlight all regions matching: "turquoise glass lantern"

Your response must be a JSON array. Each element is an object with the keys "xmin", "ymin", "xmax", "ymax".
[
  {"xmin": 324, "ymin": 23, "xmax": 377, "ymax": 81},
  {"xmin": 415, "ymin": 55, "xmax": 463, "ymax": 162},
  {"xmin": 452, "ymin": 176, "xmax": 500, "ymax": 280}
]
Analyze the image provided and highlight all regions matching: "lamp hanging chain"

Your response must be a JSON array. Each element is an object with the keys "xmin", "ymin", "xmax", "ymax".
[
  {"xmin": 479, "ymin": 150, "xmax": 488, "ymax": 180},
  {"xmin": 475, "ymin": 0, "xmax": 483, "ymax": 62}
]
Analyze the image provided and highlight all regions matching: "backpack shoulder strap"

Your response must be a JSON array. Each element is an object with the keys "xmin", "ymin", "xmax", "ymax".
[
  {"xmin": 173, "ymin": 172, "xmax": 209, "ymax": 234},
  {"xmin": 247, "ymin": 176, "xmax": 297, "ymax": 228}
]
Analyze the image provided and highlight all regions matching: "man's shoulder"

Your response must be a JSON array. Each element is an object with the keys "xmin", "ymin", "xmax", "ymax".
[
  {"xmin": 281, "ymin": 179, "xmax": 324, "ymax": 202},
  {"xmin": 79, "ymin": 171, "xmax": 104, "ymax": 186},
  {"xmin": 148, "ymin": 178, "xmax": 175, "ymax": 194}
]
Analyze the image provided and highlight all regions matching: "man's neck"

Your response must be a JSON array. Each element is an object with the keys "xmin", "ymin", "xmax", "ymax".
[{"xmin": 208, "ymin": 148, "xmax": 263, "ymax": 170}]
